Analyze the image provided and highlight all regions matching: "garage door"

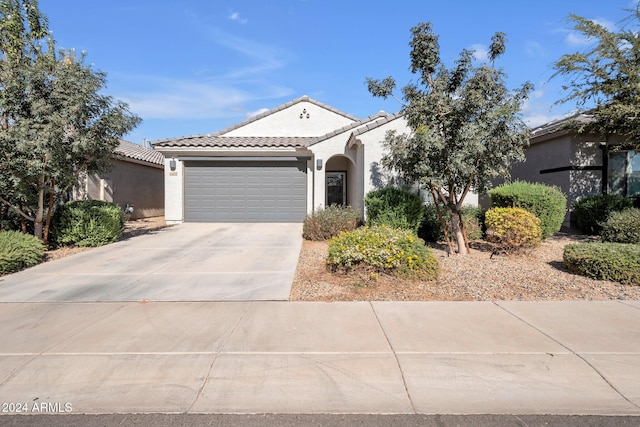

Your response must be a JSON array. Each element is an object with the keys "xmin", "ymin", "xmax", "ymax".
[{"xmin": 184, "ymin": 160, "xmax": 307, "ymax": 222}]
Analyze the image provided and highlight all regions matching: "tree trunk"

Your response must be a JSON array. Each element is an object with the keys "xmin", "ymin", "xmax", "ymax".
[
  {"xmin": 34, "ymin": 176, "xmax": 45, "ymax": 240},
  {"xmin": 43, "ymin": 179, "xmax": 55, "ymax": 245},
  {"xmin": 450, "ymin": 212, "xmax": 468, "ymax": 255},
  {"xmin": 20, "ymin": 204, "xmax": 26, "ymax": 233},
  {"xmin": 430, "ymin": 188, "xmax": 454, "ymax": 254},
  {"xmin": 457, "ymin": 210, "xmax": 470, "ymax": 253}
]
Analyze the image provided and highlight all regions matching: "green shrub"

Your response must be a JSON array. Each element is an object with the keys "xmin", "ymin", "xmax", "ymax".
[
  {"xmin": 600, "ymin": 208, "xmax": 640, "ymax": 244},
  {"xmin": 0, "ymin": 231, "xmax": 44, "ymax": 274},
  {"xmin": 574, "ymin": 194, "xmax": 634, "ymax": 235},
  {"xmin": 485, "ymin": 207, "xmax": 542, "ymax": 253},
  {"xmin": 365, "ymin": 187, "xmax": 424, "ymax": 233},
  {"xmin": 51, "ymin": 200, "xmax": 125, "ymax": 247},
  {"xmin": 490, "ymin": 181, "xmax": 566, "ymax": 239},
  {"xmin": 420, "ymin": 203, "xmax": 443, "ymax": 242},
  {"xmin": 420, "ymin": 204, "xmax": 484, "ymax": 242},
  {"xmin": 303, "ymin": 205, "xmax": 360, "ymax": 241},
  {"xmin": 563, "ymin": 243, "xmax": 640, "ymax": 285},
  {"xmin": 327, "ymin": 225, "xmax": 439, "ymax": 280}
]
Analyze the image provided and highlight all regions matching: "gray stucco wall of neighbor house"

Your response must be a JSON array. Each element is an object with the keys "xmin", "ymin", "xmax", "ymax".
[
  {"xmin": 88, "ymin": 159, "xmax": 164, "ymax": 220},
  {"xmin": 509, "ymin": 133, "xmax": 604, "ymax": 227}
]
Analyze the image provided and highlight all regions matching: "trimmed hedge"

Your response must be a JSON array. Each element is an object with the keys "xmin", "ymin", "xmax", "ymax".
[
  {"xmin": 485, "ymin": 207, "xmax": 542, "ymax": 253},
  {"xmin": 51, "ymin": 200, "xmax": 125, "ymax": 247},
  {"xmin": 490, "ymin": 181, "xmax": 566, "ymax": 239},
  {"xmin": 365, "ymin": 187, "xmax": 424, "ymax": 234},
  {"xmin": 563, "ymin": 243, "xmax": 640, "ymax": 285},
  {"xmin": 574, "ymin": 194, "xmax": 634, "ymax": 235},
  {"xmin": 302, "ymin": 205, "xmax": 360, "ymax": 241},
  {"xmin": 0, "ymin": 231, "xmax": 44, "ymax": 274},
  {"xmin": 327, "ymin": 225, "xmax": 439, "ymax": 280},
  {"xmin": 600, "ymin": 208, "xmax": 640, "ymax": 244}
]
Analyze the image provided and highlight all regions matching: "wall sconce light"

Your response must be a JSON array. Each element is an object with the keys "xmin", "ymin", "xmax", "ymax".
[
  {"xmin": 316, "ymin": 158, "xmax": 322, "ymax": 170},
  {"xmin": 169, "ymin": 159, "xmax": 176, "ymax": 171}
]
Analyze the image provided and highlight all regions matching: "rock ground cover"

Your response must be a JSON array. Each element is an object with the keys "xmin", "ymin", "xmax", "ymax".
[{"xmin": 290, "ymin": 230, "xmax": 640, "ymax": 301}]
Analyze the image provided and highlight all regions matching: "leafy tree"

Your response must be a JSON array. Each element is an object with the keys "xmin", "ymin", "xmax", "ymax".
[
  {"xmin": 552, "ymin": 7, "xmax": 640, "ymax": 149},
  {"xmin": 367, "ymin": 22, "xmax": 532, "ymax": 255},
  {"xmin": 0, "ymin": 0, "xmax": 141, "ymax": 241}
]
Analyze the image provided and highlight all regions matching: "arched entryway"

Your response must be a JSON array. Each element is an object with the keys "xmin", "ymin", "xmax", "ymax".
[{"xmin": 325, "ymin": 155, "xmax": 357, "ymax": 208}]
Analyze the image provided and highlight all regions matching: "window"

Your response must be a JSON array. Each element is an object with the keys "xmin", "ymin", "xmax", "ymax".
[
  {"xmin": 608, "ymin": 150, "xmax": 640, "ymax": 197},
  {"xmin": 326, "ymin": 172, "xmax": 346, "ymax": 206}
]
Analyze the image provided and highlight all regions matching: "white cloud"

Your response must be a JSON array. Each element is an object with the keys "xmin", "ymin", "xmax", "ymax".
[
  {"xmin": 228, "ymin": 11, "xmax": 247, "ymax": 24},
  {"xmin": 109, "ymin": 16, "xmax": 294, "ymax": 122},
  {"xmin": 520, "ymin": 84, "xmax": 567, "ymax": 128},
  {"xmin": 205, "ymin": 27, "xmax": 290, "ymax": 79},
  {"xmin": 247, "ymin": 108, "xmax": 270, "ymax": 118},
  {"xmin": 564, "ymin": 17, "xmax": 616, "ymax": 46},
  {"xmin": 470, "ymin": 43, "xmax": 489, "ymax": 61},
  {"xmin": 114, "ymin": 75, "xmax": 293, "ymax": 120},
  {"xmin": 524, "ymin": 41, "xmax": 546, "ymax": 57}
]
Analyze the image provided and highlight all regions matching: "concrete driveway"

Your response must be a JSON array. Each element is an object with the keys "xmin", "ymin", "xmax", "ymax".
[{"xmin": 0, "ymin": 223, "xmax": 302, "ymax": 302}]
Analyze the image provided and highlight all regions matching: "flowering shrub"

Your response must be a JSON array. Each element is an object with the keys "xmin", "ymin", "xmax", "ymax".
[
  {"xmin": 485, "ymin": 207, "xmax": 542, "ymax": 253},
  {"xmin": 327, "ymin": 225, "xmax": 439, "ymax": 279}
]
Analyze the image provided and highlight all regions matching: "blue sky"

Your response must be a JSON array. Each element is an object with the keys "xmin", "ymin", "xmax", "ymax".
[{"xmin": 40, "ymin": 0, "xmax": 637, "ymax": 145}]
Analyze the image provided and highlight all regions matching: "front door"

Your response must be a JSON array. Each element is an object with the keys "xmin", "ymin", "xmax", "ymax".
[{"xmin": 326, "ymin": 171, "xmax": 346, "ymax": 206}]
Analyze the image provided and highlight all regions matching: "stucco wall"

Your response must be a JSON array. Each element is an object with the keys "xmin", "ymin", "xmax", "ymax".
[
  {"xmin": 89, "ymin": 159, "xmax": 164, "ymax": 220},
  {"xmin": 510, "ymin": 132, "xmax": 605, "ymax": 227},
  {"xmin": 164, "ymin": 157, "xmax": 184, "ymax": 223},
  {"xmin": 224, "ymin": 100, "xmax": 355, "ymax": 137}
]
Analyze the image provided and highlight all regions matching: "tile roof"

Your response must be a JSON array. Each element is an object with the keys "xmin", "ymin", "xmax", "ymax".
[
  {"xmin": 530, "ymin": 112, "xmax": 593, "ymax": 140},
  {"xmin": 115, "ymin": 140, "xmax": 165, "ymax": 166},
  {"xmin": 212, "ymin": 95, "xmax": 359, "ymax": 136},
  {"xmin": 351, "ymin": 112, "xmax": 403, "ymax": 137},
  {"xmin": 152, "ymin": 136, "xmax": 316, "ymax": 149},
  {"xmin": 152, "ymin": 111, "xmax": 403, "ymax": 150}
]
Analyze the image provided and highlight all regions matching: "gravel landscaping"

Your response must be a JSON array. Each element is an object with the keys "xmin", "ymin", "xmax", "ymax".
[{"xmin": 290, "ymin": 230, "xmax": 640, "ymax": 301}]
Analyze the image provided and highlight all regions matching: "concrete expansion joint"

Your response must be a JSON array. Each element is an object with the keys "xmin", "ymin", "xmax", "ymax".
[
  {"xmin": 619, "ymin": 300, "xmax": 640, "ymax": 312},
  {"xmin": 220, "ymin": 351, "xmax": 393, "ymax": 355},
  {"xmin": 368, "ymin": 301, "xmax": 417, "ymax": 414},
  {"xmin": 185, "ymin": 302, "xmax": 253, "ymax": 413},
  {"xmin": 493, "ymin": 301, "xmax": 640, "ymax": 410}
]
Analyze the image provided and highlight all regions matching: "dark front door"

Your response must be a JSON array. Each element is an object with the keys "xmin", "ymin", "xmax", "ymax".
[{"xmin": 326, "ymin": 172, "xmax": 346, "ymax": 206}]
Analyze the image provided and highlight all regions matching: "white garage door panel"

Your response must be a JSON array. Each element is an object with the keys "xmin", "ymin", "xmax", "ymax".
[{"xmin": 184, "ymin": 160, "xmax": 307, "ymax": 222}]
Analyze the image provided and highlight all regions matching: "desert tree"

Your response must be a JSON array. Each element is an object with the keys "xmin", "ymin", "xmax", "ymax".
[
  {"xmin": 552, "ymin": 7, "xmax": 640, "ymax": 150},
  {"xmin": 0, "ymin": 0, "xmax": 141, "ymax": 241},
  {"xmin": 367, "ymin": 23, "xmax": 532, "ymax": 255}
]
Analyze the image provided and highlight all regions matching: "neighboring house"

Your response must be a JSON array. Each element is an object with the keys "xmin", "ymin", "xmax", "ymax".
[
  {"xmin": 510, "ymin": 112, "xmax": 639, "ymax": 227},
  {"xmin": 152, "ymin": 95, "xmax": 414, "ymax": 223},
  {"xmin": 74, "ymin": 140, "xmax": 165, "ymax": 220}
]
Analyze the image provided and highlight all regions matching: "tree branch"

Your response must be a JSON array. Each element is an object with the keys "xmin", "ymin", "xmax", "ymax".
[{"xmin": 0, "ymin": 196, "xmax": 35, "ymax": 222}]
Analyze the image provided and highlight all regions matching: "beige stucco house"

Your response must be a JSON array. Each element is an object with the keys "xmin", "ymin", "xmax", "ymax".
[
  {"xmin": 510, "ymin": 112, "xmax": 639, "ymax": 226},
  {"xmin": 152, "ymin": 96, "xmax": 411, "ymax": 223},
  {"xmin": 75, "ymin": 140, "xmax": 165, "ymax": 219}
]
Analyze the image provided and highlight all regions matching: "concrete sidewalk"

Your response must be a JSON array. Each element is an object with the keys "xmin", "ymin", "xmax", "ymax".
[{"xmin": 0, "ymin": 300, "xmax": 639, "ymax": 415}]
